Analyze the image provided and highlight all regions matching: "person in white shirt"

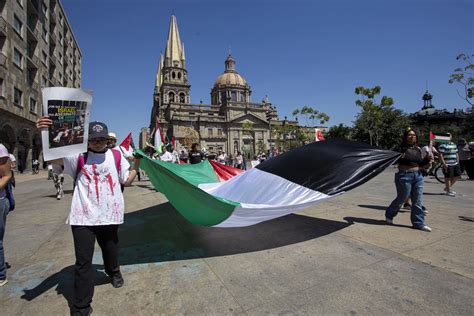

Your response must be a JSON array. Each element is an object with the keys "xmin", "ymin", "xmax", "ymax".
[
  {"xmin": 159, "ymin": 145, "xmax": 174, "ymax": 162},
  {"xmin": 169, "ymin": 145, "xmax": 180, "ymax": 164},
  {"xmin": 217, "ymin": 151, "xmax": 227, "ymax": 164},
  {"xmin": 36, "ymin": 117, "xmax": 140, "ymax": 315}
]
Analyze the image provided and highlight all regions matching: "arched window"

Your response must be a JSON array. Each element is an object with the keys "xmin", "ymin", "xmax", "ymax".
[
  {"xmin": 169, "ymin": 92, "xmax": 175, "ymax": 103},
  {"xmin": 179, "ymin": 93, "xmax": 185, "ymax": 103},
  {"xmin": 231, "ymin": 91, "xmax": 237, "ymax": 101},
  {"xmin": 172, "ymin": 72, "xmax": 176, "ymax": 79},
  {"xmin": 178, "ymin": 72, "xmax": 182, "ymax": 79}
]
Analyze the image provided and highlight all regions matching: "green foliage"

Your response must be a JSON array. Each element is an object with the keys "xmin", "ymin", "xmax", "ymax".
[
  {"xmin": 271, "ymin": 124, "xmax": 304, "ymax": 151},
  {"xmin": 449, "ymin": 53, "xmax": 474, "ymax": 105},
  {"xmin": 352, "ymin": 85, "xmax": 410, "ymax": 149},
  {"xmin": 327, "ymin": 124, "xmax": 353, "ymax": 139},
  {"xmin": 292, "ymin": 106, "xmax": 330, "ymax": 126}
]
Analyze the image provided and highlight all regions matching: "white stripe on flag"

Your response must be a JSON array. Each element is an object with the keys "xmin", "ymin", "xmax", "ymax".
[{"xmin": 199, "ymin": 168, "xmax": 336, "ymax": 227}]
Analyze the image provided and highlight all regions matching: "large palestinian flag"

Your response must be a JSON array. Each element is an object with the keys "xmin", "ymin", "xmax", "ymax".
[{"xmin": 137, "ymin": 139, "xmax": 400, "ymax": 227}]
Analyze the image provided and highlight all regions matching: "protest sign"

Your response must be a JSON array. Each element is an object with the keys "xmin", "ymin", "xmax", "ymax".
[{"xmin": 41, "ymin": 87, "xmax": 92, "ymax": 161}]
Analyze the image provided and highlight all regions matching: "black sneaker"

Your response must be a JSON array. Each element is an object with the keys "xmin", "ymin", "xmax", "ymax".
[{"xmin": 110, "ymin": 272, "xmax": 124, "ymax": 288}]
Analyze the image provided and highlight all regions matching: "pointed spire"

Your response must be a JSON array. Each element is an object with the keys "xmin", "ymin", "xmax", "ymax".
[
  {"xmin": 180, "ymin": 42, "xmax": 186, "ymax": 61},
  {"xmin": 155, "ymin": 53, "xmax": 164, "ymax": 93},
  {"xmin": 165, "ymin": 15, "xmax": 184, "ymax": 68}
]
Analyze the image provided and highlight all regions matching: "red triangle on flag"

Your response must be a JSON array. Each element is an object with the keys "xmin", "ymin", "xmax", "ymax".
[
  {"xmin": 120, "ymin": 132, "xmax": 132, "ymax": 151},
  {"xmin": 429, "ymin": 131, "xmax": 435, "ymax": 141}
]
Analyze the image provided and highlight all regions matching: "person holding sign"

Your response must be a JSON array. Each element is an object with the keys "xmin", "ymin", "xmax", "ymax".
[{"xmin": 37, "ymin": 117, "xmax": 141, "ymax": 315}]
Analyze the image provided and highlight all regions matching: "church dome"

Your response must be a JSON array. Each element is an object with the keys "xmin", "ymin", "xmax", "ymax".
[
  {"xmin": 213, "ymin": 54, "xmax": 248, "ymax": 87},
  {"xmin": 214, "ymin": 72, "xmax": 247, "ymax": 87}
]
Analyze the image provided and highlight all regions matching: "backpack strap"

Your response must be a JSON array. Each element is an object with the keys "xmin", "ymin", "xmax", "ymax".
[
  {"xmin": 75, "ymin": 152, "xmax": 88, "ymax": 182},
  {"xmin": 111, "ymin": 149, "xmax": 122, "ymax": 175}
]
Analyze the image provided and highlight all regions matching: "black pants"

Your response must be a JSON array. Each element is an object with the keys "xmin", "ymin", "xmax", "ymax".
[{"xmin": 71, "ymin": 225, "xmax": 120, "ymax": 310}]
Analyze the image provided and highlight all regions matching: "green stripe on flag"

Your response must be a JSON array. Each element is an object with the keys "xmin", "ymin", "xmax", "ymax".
[{"xmin": 137, "ymin": 150, "xmax": 239, "ymax": 226}]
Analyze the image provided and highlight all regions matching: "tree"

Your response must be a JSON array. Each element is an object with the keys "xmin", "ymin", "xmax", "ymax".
[
  {"xmin": 449, "ymin": 53, "xmax": 474, "ymax": 106},
  {"xmin": 292, "ymin": 106, "xmax": 330, "ymax": 126},
  {"xmin": 327, "ymin": 124, "xmax": 353, "ymax": 139},
  {"xmin": 352, "ymin": 86, "xmax": 410, "ymax": 149}
]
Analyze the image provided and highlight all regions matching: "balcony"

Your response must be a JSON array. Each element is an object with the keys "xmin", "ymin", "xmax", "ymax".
[
  {"xmin": 0, "ymin": 16, "xmax": 6, "ymax": 36},
  {"xmin": 49, "ymin": 32, "xmax": 57, "ymax": 45},
  {"xmin": 26, "ymin": 54, "xmax": 39, "ymax": 69},
  {"xmin": 27, "ymin": 25, "xmax": 38, "ymax": 41}
]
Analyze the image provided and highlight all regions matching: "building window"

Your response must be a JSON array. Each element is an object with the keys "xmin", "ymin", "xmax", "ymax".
[
  {"xmin": 17, "ymin": 0, "xmax": 24, "ymax": 8},
  {"xmin": 0, "ymin": 79, "xmax": 4, "ymax": 97},
  {"xmin": 13, "ymin": 15, "xmax": 23, "ymax": 36},
  {"xmin": 208, "ymin": 128, "xmax": 213, "ymax": 137},
  {"xmin": 168, "ymin": 92, "xmax": 175, "ymax": 103},
  {"xmin": 42, "ymin": 25, "xmax": 48, "ymax": 42},
  {"xmin": 13, "ymin": 87, "xmax": 23, "ymax": 106},
  {"xmin": 179, "ymin": 93, "xmax": 185, "ymax": 103},
  {"xmin": 42, "ymin": 75, "xmax": 48, "ymax": 87},
  {"xmin": 231, "ymin": 91, "xmax": 237, "ymax": 101},
  {"xmin": 42, "ymin": 0, "xmax": 47, "ymax": 15},
  {"xmin": 42, "ymin": 51, "xmax": 48, "ymax": 65},
  {"xmin": 27, "ymin": 68, "xmax": 35, "ymax": 86},
  {"xmin": 172, "ymin": 72, "xmax": 176, "ymax": 79},
  {"xmin": 29, "ymin": 97, "xmax": 37, "ymax": 113},
  {"xmin": 59, "ymin": 51, "xmax": 63, "ymax": 65},
  {"xmin": 13, "ymin": 48, "xmax": 23, "ymax": 68},
  {"xmin": 218, "ymin": 129, "xmax": 223, "ymax": 136},
  {"xmin": 59, "ymin": 14, "xmax": 63, "ymax": 26}
]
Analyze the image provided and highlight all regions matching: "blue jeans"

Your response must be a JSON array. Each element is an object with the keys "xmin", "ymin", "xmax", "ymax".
[
  {"xmin": 0, "ymin": 198, "xmax": 10, "ymax": 280},
  {"xmin": 385, "ymin": 171, "xmax": 425, "ymax": 228}
]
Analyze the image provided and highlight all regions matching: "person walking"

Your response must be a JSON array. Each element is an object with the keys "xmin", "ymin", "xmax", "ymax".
[
  {"xmin": 457, "ymin": 138, "xmax": 470, "ymax": 178},
  {"xmin": 37, "ymin": 117, "xmax": 141, "ymax": 315},
  {"xmin": 438, "ymin": 134, "xmax": 461, "ymax": 196},
  {"xmin": 0, "ymin": 144, "xmax": 12, "ymax": 287},
  {"xmin": 385, "ymin": 129, "xmax": 432, "ymax": 232}
]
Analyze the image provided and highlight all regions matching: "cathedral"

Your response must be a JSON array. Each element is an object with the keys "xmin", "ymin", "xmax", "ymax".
[{"xmin": 146, "ymin": 15, "xmax": 295, "ymax": 157}]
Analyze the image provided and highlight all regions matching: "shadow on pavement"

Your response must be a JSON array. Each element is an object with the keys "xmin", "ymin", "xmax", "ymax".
[
  {"xmin": 118, "ymin": 202, "xmax": 351, "ymax": 266},
  {"xmin": 459, "ymin": 216, "xmax": 474, "ymax": 222},
  {"xmin": 44, "ymin": 189, "xmax": 74, "ymax": 198},
  {"xmin": 21, "ymin": 265, "xmax": 110, "ymax": 306},
  {"xmin": 423, "ymin": 192, "xmax": 446, "ymax": 196},
  {"xmin": 344, "ymin": 216, "xmax": 412, "ymax": 228},
  {"xmin": 358, "ymin": 204, "xmax": 408, "ymax": 213}
]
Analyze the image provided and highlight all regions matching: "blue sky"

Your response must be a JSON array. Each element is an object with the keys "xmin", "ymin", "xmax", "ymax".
[{"xmin": 62, "ymin": 0, "xmax": 473, "ymax": 142}]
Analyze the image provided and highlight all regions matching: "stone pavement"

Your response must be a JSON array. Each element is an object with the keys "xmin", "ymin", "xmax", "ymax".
[{"xmin": 0, "ymin": 168, "xmax": 473, "ymax": 315}]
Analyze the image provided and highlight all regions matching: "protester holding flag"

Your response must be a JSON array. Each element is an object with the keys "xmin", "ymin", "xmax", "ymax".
[
  {"xmin": 385, "ymin": 129, "xmax": 432, "ymax": 232},
  {"xmin": 189, "ymin": 143, "xmax": 204, "ymax": 164},
  {"xmin": 36, "ymin": 117, "xmax": 141, "ymax": 315}
]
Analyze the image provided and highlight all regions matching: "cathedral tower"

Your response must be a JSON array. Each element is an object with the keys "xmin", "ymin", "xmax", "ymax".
[{"xmin": 151, "ymin": 15, "xmax": 190, "ymax": 127}]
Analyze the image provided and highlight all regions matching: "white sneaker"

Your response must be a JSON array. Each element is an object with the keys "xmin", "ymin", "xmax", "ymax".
[
  {"xmin": 446, "ymin": 191, "xmax": 455, "ymax": 197},
  {"xmin": 0, "ymin": 279, "xmax": 8, "ymax": 286},
  {"xmin": 385, "ymin": 217, "xmax": 393, "ymax": 225},
  {"xmin": 418, "ymin": 225, "xmax": 432, "ymax": 232}
]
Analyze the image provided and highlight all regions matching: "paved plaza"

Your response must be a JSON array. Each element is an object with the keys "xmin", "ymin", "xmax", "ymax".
[{"xmin": 0, "ymin": 168, "xmax": 473, "ymax": 315}]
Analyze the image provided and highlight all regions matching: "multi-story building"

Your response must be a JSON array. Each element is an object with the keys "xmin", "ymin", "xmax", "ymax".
[
  {"xmin": 146, "ymin": 15, "xmax": 303, "ymax": 158},
  {"xmin": 0, "ymin": 0, "xmax": 81, "ymax": 171}
]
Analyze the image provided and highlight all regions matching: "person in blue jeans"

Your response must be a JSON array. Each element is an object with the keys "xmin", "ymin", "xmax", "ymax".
[
  {"xmin": 385, "ymin": 129, "xmax": 432, "ymax": 232},
  {"xmin": 0, "ymin": 144, "xmax": 13, "ymax": 286}
]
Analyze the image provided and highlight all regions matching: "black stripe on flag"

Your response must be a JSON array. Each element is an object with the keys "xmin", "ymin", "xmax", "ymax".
[{"xmin": 256, "ymin": 138, "xmax": 401, "ymax": 195}]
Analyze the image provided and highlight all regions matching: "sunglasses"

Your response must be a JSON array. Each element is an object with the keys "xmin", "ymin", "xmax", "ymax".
[{"xmin": 89, "ymin": 138, "xmax": 108, "ymax": 143}]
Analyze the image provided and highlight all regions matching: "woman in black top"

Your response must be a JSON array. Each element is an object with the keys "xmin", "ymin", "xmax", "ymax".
[
  {"xmin": 189, "ymin": 143, "xmax": 204, "ymax": 164},
  {"xmin": 385, "ymin": 129, "xmax": 432, "ymax": 232}
]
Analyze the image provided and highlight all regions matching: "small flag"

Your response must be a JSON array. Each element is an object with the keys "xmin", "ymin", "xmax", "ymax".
[
  {"xmin": 430, "ymin": 133, "xmax": 451, "ymax": 143},
  {"xmin": 315, "ymin": 128, "xmax": 325, "ymax": 141},
  {"xmin": 120, "ymin": 133, "xmax": 132, "ymax": 151},
  {"xmin": 429, "ymin": 131, "xmax": 435, "ymax": 141}
]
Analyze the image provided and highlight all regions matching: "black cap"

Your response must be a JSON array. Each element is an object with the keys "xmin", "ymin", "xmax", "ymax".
[{"xmin": 89, "ymin": 121, "xmax": 108, "ymax": 139}]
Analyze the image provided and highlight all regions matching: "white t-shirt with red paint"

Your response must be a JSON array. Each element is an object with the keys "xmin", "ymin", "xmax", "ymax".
[{"xmin": 63, "ymin": 150, "xmax": 130, "ymax": 226}]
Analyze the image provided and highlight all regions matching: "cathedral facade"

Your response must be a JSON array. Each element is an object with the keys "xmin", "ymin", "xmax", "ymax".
[{"xmin": 147, "ymin": 15, "xmax": 294, "ymax": 157}]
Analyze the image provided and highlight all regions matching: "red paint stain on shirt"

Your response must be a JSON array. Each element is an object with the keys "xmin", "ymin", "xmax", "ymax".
[
  {"xmin": 106, "ymin": 173, "xmax": 114, "ymax": 195},
  {"xmin": 92, "ymin": 164, "xmax": 99, "ymax": 203}
]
